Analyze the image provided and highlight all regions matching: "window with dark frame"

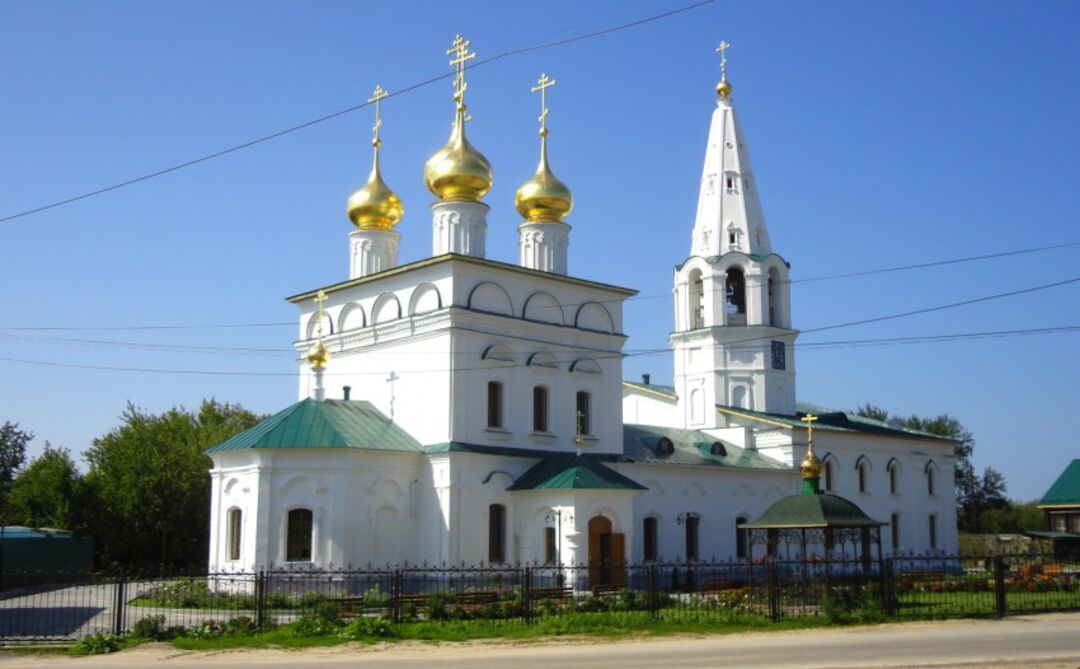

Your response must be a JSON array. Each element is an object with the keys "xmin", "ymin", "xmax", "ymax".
[
  {"xmin": 227, "ymin": 508, "xmax": 242, "ymax": 561},
  {"xmin": 575, "ymin": 391, "xmax": 591, "ymax": 435},
  {"xmin": 927, "ymin": 466, "xmax": 935, "ymax": 495},
  {"xmin": 487, "ymin": 381, "xmax": 503, "ymax": 429},
  {"xmin": 544, "ymin": 526, "xmax": 557, "ymax": 564},
  {"xmin": 858, "ymin": 460, "xmax": 868, "ymax": 493},
  {"xmin": 533, "ymin": 386, "xmax": 549, "ymax": 433},
  {"xmin": 643, "ymin": 517, "xmax": 658, "ymax": 561},
  {"xmin": 824, "ymin": 459, "xmax": 834, "ymax": 491},
  {"xmin": 735, "ymin": 516, "xmax": 748, "ymax": 558},
  {"xmin": 685, "ymin": 515, "xmax": 700, "ymax": 560},
  {"xmin": 488, "ymin": 504, "xmax": 506, "ymax": 563},
  {"xmin": 889, "ymin": 464, "xmax": 898, "ymax": 494},
  {"xmin": 286, "ymin": 508, "xmax": 313, "ymax": 562},
  {"xmin": 928, "ymin": 514, "xmax": 937, "ymax": 549},
  {"xmin": 891, "ymin": 513, "xmax": 900, "ymax": 551}
]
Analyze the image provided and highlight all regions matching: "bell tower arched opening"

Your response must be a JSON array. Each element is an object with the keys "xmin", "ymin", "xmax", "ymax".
[
  {"xmin": 725, "ymin": 268, "xmax": 746, "ymax": 326},
  {"xmin": 688, "ymin": 268, "xmax": 705, "ymax": 329}
]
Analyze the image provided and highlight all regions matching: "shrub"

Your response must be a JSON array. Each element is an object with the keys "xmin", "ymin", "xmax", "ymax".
[
  {"xmin": 312, "ymin": 600, "xmax": 343, "ymax": 624},
  {"xmin": 338, "ymin": 616, "xmax": 397, "ymax": 640},
  {"xmin": 224, "ymin": 616, "xmax": 258, "ymax": 637},
  {"xmin": 290, "ymin": 614, "xmax": 341, "ymax": 637},
  {"xmin": 75, "ymin": 632, "xmax": 124, "ymax": 654},
  {"xmin": 130, "ymin": 614, "xmax": 168, "ymax": 640},
  {"xmin": 186, "ymin": 619, "xmax": 227, "ymax": 640},
  {"xmin": 362, "ymin": 584, "xmax": 391, "ymax": 608}
]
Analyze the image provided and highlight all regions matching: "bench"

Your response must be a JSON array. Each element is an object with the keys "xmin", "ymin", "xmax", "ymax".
[
  {"xmin": 592, "ymin": 584, "xmax": 623, "ymax": 598},
  {"xmin": 701, "ymin": 578, "xmax": 734, "ymax": 594},
  {"xmin": 531, "ymin": 587, "xmax": 574, "ymax": 602}
]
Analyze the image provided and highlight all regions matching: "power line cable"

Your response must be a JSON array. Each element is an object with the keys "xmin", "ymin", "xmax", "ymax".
[
  {"xmin": 2, "ymin": 275, "xmax": 1075, "ymax": 376},
  {"xmin": 0, "ymin": 0, "xmax": 718, "ymax": 225}
]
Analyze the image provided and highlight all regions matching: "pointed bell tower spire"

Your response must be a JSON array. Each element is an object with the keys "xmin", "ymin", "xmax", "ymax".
[{"xmin": 669, "ymin": 43, "xmax": 799, "ymax": 426}]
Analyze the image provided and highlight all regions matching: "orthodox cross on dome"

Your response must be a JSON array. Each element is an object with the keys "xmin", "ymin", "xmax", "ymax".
[
  {"xmin": 801, "ymin": 412, "xmax": 819, "ymax": 454},
  {"xmin": 386, "ymin": 370, "xmax": 400, "ymax": 421},
  {"xmin": 368, "ymin": 84, "xmax": 389, "ymax": 149},
  {"xmin": 716, "ymin": 40, "xmax": 731, "ymax": 81},
  {"xmin": 531, "ymin": 73, "xmax": 556, "ymax": 136},
  {"xmin": 447, "ymin": 34, "xmax": 476, "ymax": 109},
  {"xmin": 313, "ymin": 290, "xmax": 328, "ymax": 340}
]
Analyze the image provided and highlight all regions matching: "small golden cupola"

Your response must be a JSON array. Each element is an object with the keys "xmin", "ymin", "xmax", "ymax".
[
  {"xmin": 424, "ymin": 35, "xmax": 493, "ymax": 202},
  {"xmin": 515, "ymin": 73, "xmax": 573, "ymax": 223},
  {"xmin": 347, "ymin": 85, "xmax": 403, "ymax": 230}
]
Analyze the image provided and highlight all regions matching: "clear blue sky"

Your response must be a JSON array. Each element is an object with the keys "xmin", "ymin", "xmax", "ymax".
[{"xmin": 1, "ymin": 0, "xmax": 1077, "ymax": 501}]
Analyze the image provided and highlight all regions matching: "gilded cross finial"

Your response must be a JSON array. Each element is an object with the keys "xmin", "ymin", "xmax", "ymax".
[
  {"xmin": 313, "ymin": 290, "xmax": 328, "ymax": 340},
  {"xmin": 531, "ymin": 73, "xmax": 556, "ymax": 137},
  {"xmin": 368, "ymin": 84, "xmax": 389, "ymax": 149},
  {"xmin": 801, "ymin": 412, "xmax": 819, "ymax": 453},
  {"xmin": 716, "ymin": 41, "xmax": 731, "ymax": 81},
  {"xmin": 447, "ymin": 34, "xmax": 476, "ymax": 108}
]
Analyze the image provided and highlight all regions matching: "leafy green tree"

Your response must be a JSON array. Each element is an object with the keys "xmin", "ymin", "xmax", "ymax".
[
  {"xmin": 83, "ymin": 400, "xmax": 261, "ymax": 570},
  {"xmin": 0, "ymin": 421, "xmax": 32, "ymax": 520},
  {"xmin": 853, "ymin": 406, "xmax": 1008, "ymax": 532},
  {"xmin": 7, "ymin": 444, "xmax": 83, "ymax": 531}
]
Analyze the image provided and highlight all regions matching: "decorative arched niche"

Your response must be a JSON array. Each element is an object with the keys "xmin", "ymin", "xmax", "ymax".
[
  {"xmin": 409, "ymin": 283, "xmax": 443, "ymax": 316},
  {"xmin": 468, "ymin": 281, "xmax": 514, "ymax": 316},
  {"xmin": 523, "ymin": 292, "xmax": 564, "ymax": 325},
  {"xmin": 372, "ymin": 292, "xmax": 403, "ymax": 324},
  {"xmin": 337, "ymin": 303, "xmax": 366, "ymax": 332},
  {"xmin": 575, "ymin": 302, "xmax": 615, "ymax": 333}
]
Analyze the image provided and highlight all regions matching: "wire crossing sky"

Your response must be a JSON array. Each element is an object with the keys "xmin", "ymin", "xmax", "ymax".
[{"xmin": 1, "ymin": 0, "xmax": 1077, "ymax": 501}]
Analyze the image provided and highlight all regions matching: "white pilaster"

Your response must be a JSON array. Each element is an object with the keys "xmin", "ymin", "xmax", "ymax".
[
  {"xmin": 432, "ymin": 201, "xmax": 488, "ymax": 258},
  {"xmin": 349, "ymin": 229, "xmax": 400, "ymax": 279},
  {"xmin": 518, "ymin": 221, "xmax": 570, "ymax": 275}
]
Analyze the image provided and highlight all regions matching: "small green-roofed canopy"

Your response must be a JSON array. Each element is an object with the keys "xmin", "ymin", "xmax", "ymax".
[
  {"xmin": 508, "ymin": 454, "xmax": 646, "ymax": 491},
  {"xmin": 206, "ymin": 399, "xmax": 423, "ymax": 453},
  {"xmin": 741, "ymin": 492, "xmax": 884, "ymax": 529},
  {"xmin": 1040, "ymin": 459, "xmax": 1080, "ymax": 506}
]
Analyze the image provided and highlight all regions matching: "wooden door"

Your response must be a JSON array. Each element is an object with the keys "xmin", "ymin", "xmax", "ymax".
[
  {"xmin": 588, "ymin": 516, "xmax": 612, "ymax": 585},
  {"xmin": 610, "ymin": 533, "xmax": 627, "ymax": 586}
]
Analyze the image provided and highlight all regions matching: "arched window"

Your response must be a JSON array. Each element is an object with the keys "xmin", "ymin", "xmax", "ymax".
[
  {"xmin": 544, "ymin": 526, "xmax": 557, "ymax": 564},
  {"xmin": 824, "ymin": 458, "xmax": 835, "ymax": 492},
  {"xmin": 684, "ymin": 514, "xmax": 700, "ymax": 560},
  {"xmin": 732, "ymin": 385, "xmax": 748, "ymax": 410},
  {"xmin": 488, "ymin": 504, "xmax": 506, "ymax": 563},
  {"xmin": 857, "ymin": 457, "xmax": 870, "ymax": 493},
  {"xmin": 725, "ymin": 268, "xmax": 746, "ymax": 326},
  {"xmin": 888, "ymin": 460, "xmax": 900, "ymax": 495},
  {"xmin": 926, "ymin": 463, "xmax": 936, "ymax": 496},
  {"xmin": 533, "ymin": 386, "xmax": 549, "ymax": 432},
  {"xmin": 767, "ymin": 266, "xmax": 783, "ymax": 327},
  {"xmin": 487, "ymin": 381, "xmax": 504, "ymax": 429},
  {"xmin": 735, "ymin": 516, "xmax": 748, "ymax": 558},
  {"xmin": 643, "ymin": 517, "xmax": 659, "ymax": 562},
  {"xmin": 575, "ymin": 391, "xmax": 592, "ymax": 436},
  {"xmin": 890, "ymin": 513, "xmax": 900, "ymax": 552},
  {"xmin": 286, "ymin": 508, "xmax": 313, "ymax": 562},
  {"xmin": 688, "ymin": 269, "xmax": 704, "ymax": 329},
  {"xmin": 227, "ymin": 508, "xmax": 242, "ymax": 561}
]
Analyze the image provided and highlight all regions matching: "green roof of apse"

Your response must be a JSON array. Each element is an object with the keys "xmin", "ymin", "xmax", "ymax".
[
  {"xmin": 620, "ymin": 424, "xmax": 789, "ymax": 470},
  {"xmin": 205, "ymin": 399, "xmax": 423, "ymax": 453},
  {"xmin": 1040, "ymin": 460, "xmax": 1080, "ymax": 506},
  {"xmin": 507, "ymin": 454, "xmax": 646, "ymax": 491},
  {"xmin": 741, "ymin": 492, "xmax": 884, "ymax": 529}
]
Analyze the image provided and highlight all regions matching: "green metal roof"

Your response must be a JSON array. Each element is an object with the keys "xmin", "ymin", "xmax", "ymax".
[
  {"xmin": 508, "ymin": 454, "xmax": 646, "ymax": 491},
  {"xmin": 1025, "ymin": 530, "xmax": 1080, "ymax": 540},
  {"xmin": 424, "ymin": 441, "xmax": 552, "ymax": 458},
  {"xmin": 621, "ymin": 424, "xmax": 789, "ymax": 470},
  {"xmin": 206, "ymin": 399, "xmax": 423, "ymax": 453},
  {"xmin": 1040, "ymin": 459, "xmax": 1080, "ymax": 506},
  {"xmin": 715, "ymin": 402, "xmax": 955, "ymax": 442},
  {"xmin": 742, "ymin": 491, "xmax": 883, "ymax": 529},
  {"xmin": 622, "ymin": 380, "xmax": 678, "ymax": 399}
]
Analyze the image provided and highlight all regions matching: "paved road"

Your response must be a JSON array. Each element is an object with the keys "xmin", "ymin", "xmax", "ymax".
[{"xmin": 3, "ymin": 612, "xmax": 1080, "ymax": 668}]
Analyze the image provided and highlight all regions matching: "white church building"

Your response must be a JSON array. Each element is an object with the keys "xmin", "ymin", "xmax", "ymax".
[{"xmin": 206, "ymin": 40, "xmax": 958, "ymax": 573}]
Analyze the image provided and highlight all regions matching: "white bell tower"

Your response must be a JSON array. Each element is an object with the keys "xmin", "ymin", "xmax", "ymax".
[{"xmin": 671, "ymin": 44, "xmax": 799, "ymax": 428}]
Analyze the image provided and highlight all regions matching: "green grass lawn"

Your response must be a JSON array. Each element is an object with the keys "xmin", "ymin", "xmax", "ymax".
[{"xmin": 896, "ymin": 590, "xmax": 1080, "ymax": 618}]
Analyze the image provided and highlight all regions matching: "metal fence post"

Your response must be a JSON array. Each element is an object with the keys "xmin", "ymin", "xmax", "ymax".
[
  {"xmin": 254, "ymin": 570, "xmax": 266, "ymax": 629},
  {"xmin": 767, "ymin": 560, "xmax": 781, "ymax": 622},
  {"xmin": 112, "ymin": 573, "xmax": 127, "ymax": 635},
  {"xmin": 648, "ymin": 564, "xmax": 659, "ymax": 620},
  {"xmin": 880, "ymin": 558, "xmax": 895, "ymax": 616},
  {"xmin": 993, "ymin": 555, "xmax": 1007, "ymax": 618},
  {"xmin": 392, "ymin": 568, "xmax": 402, "ymax": 623}
]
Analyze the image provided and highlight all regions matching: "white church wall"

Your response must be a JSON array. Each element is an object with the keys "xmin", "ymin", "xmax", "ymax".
[
  {"xmin": 619, "ymin": 463, "xmax": 793, "ymax": 560},
  {"xmin": 621, "ymin": 387, "xmax": 680, "ymax": 427}
]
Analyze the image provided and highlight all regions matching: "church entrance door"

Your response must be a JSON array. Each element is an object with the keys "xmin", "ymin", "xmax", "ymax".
[{"xmin": 587, "ymin": 515, "xmax": 625, "ymax": 588}]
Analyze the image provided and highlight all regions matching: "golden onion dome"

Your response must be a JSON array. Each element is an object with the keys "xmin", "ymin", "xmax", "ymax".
[
  {"xmin": 800, "ymin": 447, "xmax": 822, "ymax": 480},
  {"xmin": 307, "ymin": 339, "xmax": 330, "ymax": 370},
  {"xmin": 514, "ymin": 130, "xmax": 572, "ymax": 223},
  {"xmin": 347, "ymin": 142, "xmax": 403, "ymax": 230},
  {"xmin": 424, "ymin": 103, "xmax": 493, "ymax": 202},
  {"xmin": 716, "ymin": 77, "xmax": 732, "ymax": 99}
]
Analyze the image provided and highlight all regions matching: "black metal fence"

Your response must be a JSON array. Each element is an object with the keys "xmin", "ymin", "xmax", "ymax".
[{"xmin": 1, "ymin": 552, "xmax": 1077, "ymax": 643}]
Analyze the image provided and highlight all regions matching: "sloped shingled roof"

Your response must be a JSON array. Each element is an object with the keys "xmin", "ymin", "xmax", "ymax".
[
  {"xmin": 741, "ymin": 492, "xmax": 884, "ymax": 529},
  {"xmin": 620, "ymin": 425, "xmax": 788, "ymax": 470},
  {"xmin": 206, "ymin": 399, "xmax": 423, "ymax": 453},
  {"xmin": 1040, "ymin": 459, "xmax": 1080, "ymax": 506},
  {"xmin": 508, "ymin": 454, "xmax": 646, "ymax": 491}
]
